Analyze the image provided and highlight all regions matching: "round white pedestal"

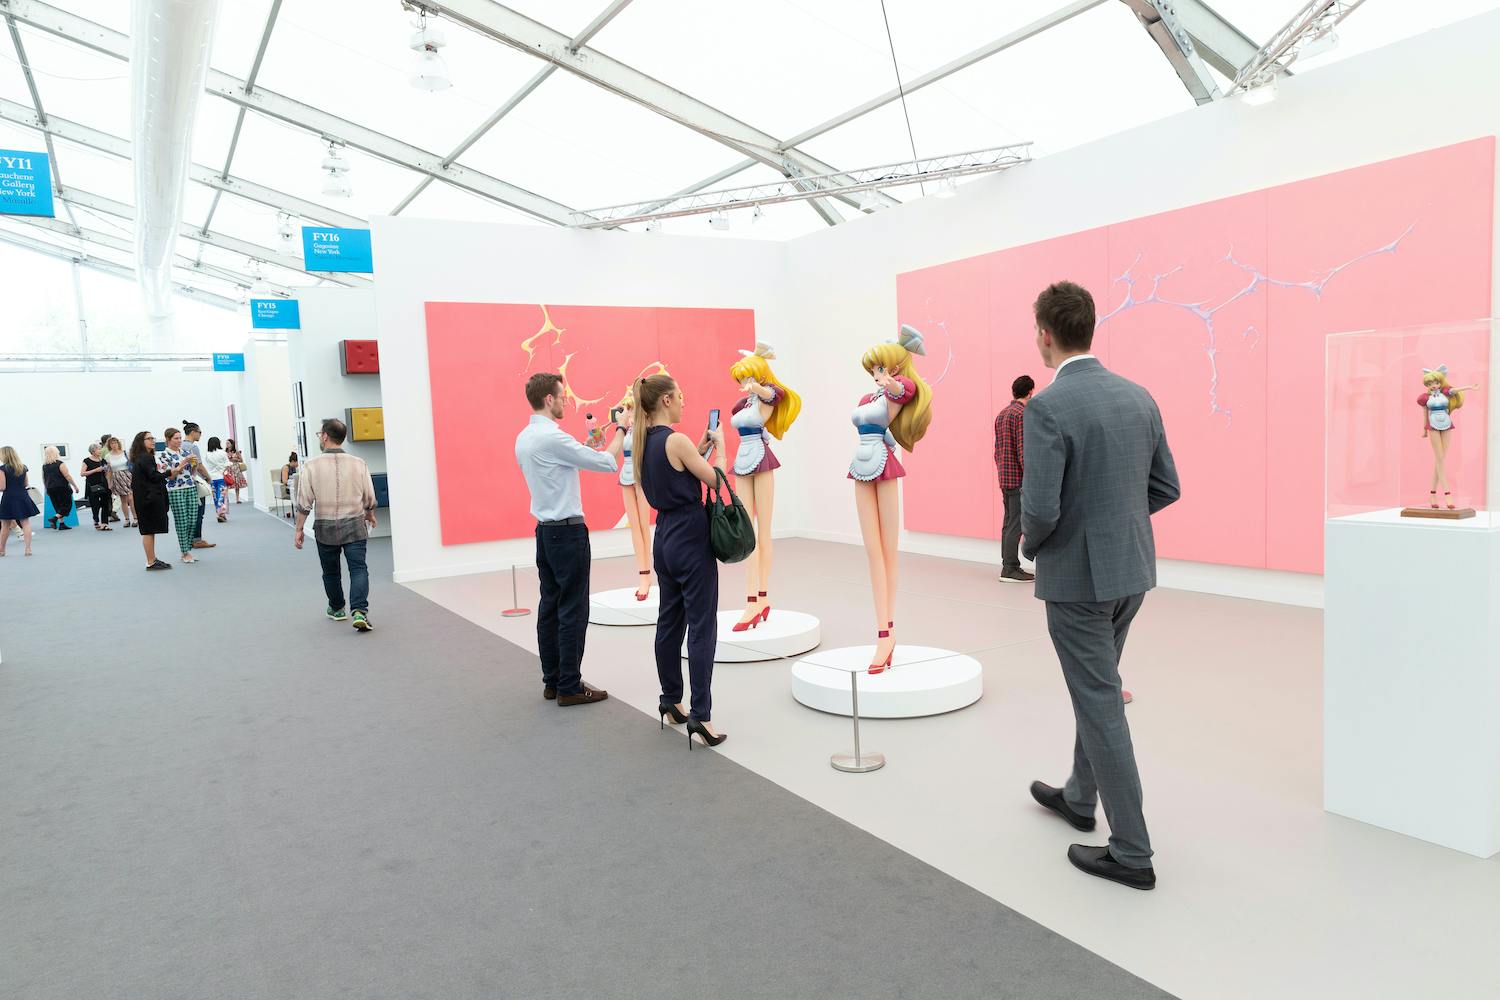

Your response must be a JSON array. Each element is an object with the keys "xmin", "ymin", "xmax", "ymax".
[
  {"xmin": 791, "ymin": 645, "xmax": 982, "ymax": 718},
  {"xmin": 684, "ymin": 610, "xmax": 821, "ymax": 663},
  {"xmin": 588, "ymin": 587, "xmax": 658, "ymax": 626}
]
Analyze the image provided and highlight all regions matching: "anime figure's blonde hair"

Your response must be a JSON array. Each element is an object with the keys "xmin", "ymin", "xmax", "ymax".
[
  {"xmin": 729, "ymin": 343, "xmax": 802, "ymax": 440},
  {"xmin": 613, "ymin": 384, "xmax": 636, "ymax": 413},
  {"xmin": 861, "ymin": 325, "xmax": 933, "ymax": 452},
  {"xmin": 1423, "ymin": 365, "xmax": 1465, "ymax": 414}
]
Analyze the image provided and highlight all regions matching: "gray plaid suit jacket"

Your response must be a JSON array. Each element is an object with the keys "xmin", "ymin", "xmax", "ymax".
[{"xmin": 1020, "ymin": 357, "xmax": 1181, "ymax": 603}]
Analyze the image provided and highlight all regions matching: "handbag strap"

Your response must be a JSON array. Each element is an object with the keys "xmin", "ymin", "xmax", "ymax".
[{"xmin": 709, "ymin": 467, "xmax": 737, "ymax": 508}]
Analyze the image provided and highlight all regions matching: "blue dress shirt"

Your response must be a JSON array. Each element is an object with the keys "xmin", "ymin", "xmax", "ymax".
[{"xmin": 514, "ymin": 414, "xmax": 618, "ymax": 522}]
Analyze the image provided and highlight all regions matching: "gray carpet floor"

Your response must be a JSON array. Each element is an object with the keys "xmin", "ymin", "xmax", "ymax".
[{"xmin": 1, "ymin": 510, "xmax": 1173, "ymax": 1000}]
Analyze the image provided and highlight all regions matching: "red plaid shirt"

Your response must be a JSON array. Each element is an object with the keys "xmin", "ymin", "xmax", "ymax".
[{"xmin": 994, "ymin": 399, "xmax": 1025, "ymax": 490}]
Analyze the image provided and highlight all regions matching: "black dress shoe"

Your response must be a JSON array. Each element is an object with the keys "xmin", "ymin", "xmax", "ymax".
[
  {"xmin": 1067, "ymin": 844, "xmax": 1156, "ymax": 890},
  {"xmin": 543, "ymin": 686, "xmax": 557, "ymax": 701},
  {"xmin": 1030, "ymin": 781, "xmax": 1096, "ymax": 832}
]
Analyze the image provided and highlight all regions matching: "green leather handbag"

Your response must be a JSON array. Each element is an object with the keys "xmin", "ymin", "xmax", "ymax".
[{"xmin": 706, "ymin": 468, "xmax": 756, "ymax": 564}]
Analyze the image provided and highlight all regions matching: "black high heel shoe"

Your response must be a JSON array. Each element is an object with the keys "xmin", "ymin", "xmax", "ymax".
[
  {"xmin": 686, "ymin": 719, "xmax": 727, "ymax": 749},
  {"xmin": 658, "ymin": 700, "xmax": 688, "ymax": 729}
]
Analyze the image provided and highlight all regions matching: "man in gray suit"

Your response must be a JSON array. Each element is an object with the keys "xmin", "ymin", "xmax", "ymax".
[{"xmin": 1021, "ymin": 280, "xmax": 1180, "ymax": 891}]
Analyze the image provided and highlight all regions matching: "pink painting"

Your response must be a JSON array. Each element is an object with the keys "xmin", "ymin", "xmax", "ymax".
[
  {"xmin": 898, "ymin": 138, "xmax": 1494, "ymax": 573},
  {"xmin": 426, "ymin": 302, "xmax": 754, "ymax": 545}
]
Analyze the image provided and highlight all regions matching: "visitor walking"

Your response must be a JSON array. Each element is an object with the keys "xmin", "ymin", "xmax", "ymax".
[
  {"xmin": 294, "ymin": 418, "xmax": 379, "ymax": 632},
  {"xmin": 80, "ymin": 444, "xmax": 113, "ymax": 531},
  {"xmin": 42, "ymin": 446, "xmax": 77, "ymax": 530},
  {"xmin": 0, "ymin": 445, "xmax": 40, "ymax": 556},
  {"xmin": 203, "ymin": 437, "xmax": 231, "ymax": 522},
  {"xmin": 128, "ymin": 431, "xmax": 172, "ymax": 570},
  {"xmin": 105, "ymin": 436, "xmax": 136, "ymax": 527},
  {"xmin": 159, "ymin": 428, "xmax": 200, "ymax": 564},
  {"xmin": 514, "ymin": 372, "xmax": 621, "ymax": 705},
  {"xmin": 225, "ymin": 439, "xmax": 247, "ymax": 504}
]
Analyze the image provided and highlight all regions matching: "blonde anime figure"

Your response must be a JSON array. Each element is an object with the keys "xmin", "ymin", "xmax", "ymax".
[
  {"xmin": 611, "ymin": 386, "xmax": 655, "ymax": 600},
  {"xmin": 728, "ymin": 343, "xmax": 803, "ymax": 632},
  {"xmin": 849, "ymin": 325, "xmax": 933, "ymax": 674},
  {"xmin": 1418, "ymin": 365, "xmax": 1481, "ymax": 510}
]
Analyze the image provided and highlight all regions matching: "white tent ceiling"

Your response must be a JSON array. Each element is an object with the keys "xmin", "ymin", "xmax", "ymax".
[{"xmin": 1, "ymin": 0, "xmax": 1497, "ymax": 306}]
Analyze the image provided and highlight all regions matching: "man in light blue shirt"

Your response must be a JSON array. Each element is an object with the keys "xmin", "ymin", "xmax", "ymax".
[{"xmin": 515, "ymin": 372, "xmax": 622, "ymax": 707}]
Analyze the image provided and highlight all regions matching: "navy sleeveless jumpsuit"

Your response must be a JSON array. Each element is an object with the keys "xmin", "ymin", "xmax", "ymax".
[{"xmin": 639, "ymin": 425, "xmax": 719, "ymax": 723}]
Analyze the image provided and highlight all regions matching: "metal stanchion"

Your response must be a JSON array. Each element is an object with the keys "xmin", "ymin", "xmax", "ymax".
[
  {"xmin": 500, "ymin": 564, "xmax": 531, "ymax": 618},
  {"xmin": 830, "ymin": 669, "xmax": 885, "ymax": 773}
]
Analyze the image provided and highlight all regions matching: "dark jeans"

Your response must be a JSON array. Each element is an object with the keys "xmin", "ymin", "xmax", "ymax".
[
  {"xmin": 1001, "ymin": 487, "xmax": 1022, "ymax": 572},
  {"xmin": 87, "ymin": 490, "xmax": 109, "ymax": 525},
  {"xmin": 193, "ymin": 495, "xmax": 206, "ymax": 540},
  {"xmin": 535, "ymin": 522, "xmax": 591, "ymax": 696},
  {"xmin": 316, "ymin": 538, "xmax": 369, "ymax": 613}
]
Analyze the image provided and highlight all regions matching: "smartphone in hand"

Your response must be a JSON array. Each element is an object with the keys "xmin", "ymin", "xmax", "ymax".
[
  {"xmin": 707, "ymin": 408, "xmax": 721, "ymax": 433},
  {"xmin": 609, "ymin": 407, "xmax": 622, "ymax": 425}
]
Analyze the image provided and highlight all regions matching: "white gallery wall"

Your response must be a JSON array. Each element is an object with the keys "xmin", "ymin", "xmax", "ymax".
[
  {"xmin": 372, "ymin": 10, "xmax": 1500, "ymax": 602},
  {"xmin": 239, "ymin": 338, "xmax": 296, "ymax": 515},
  {"xmin": 285, "ymin": 288, "xmax": 389, "ymax": 537},
  {"xmin": 370, "ymin": 221, "xmax": 789, "ymax": 582}
]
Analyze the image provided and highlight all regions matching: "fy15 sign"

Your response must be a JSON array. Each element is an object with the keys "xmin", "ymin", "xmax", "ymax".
[
  {"xmin": 301, "ymin": 226, "xmax": 374, "ymax": 273},
  {"xmin": 0, "ymin": 149, "xmax": 54, "ymax": 217}
]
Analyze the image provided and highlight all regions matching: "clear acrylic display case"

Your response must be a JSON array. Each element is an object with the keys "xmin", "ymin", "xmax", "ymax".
[{"xmin": 1326, "ymin": 319, "xmax": 1492, "ymax": 524}]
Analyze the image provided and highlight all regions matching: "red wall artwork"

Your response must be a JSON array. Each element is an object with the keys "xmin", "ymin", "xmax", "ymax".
[
  {"xmin": 898, "ymin": 138, "xmax": 1494, "ymax": 573},
  {"xmin": 426, "ymin": 302, "xmax": 755, "ymax": 545}
]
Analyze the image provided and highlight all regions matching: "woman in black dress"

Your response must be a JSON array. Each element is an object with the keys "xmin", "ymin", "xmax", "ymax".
[
  {"xmin": 128, "ymin": 431, "xmax": 172, "ymax": 571},
  {"xmin": 80, "ymin": 444, "xmax": 113, "ymax": 531},
  {"xmin": 0, "ymin": 444, "xmax": 41, "ymax": 556},
  {"xmin": 42, "ymin": 445, "xmax": 77, "ymax": 530}
]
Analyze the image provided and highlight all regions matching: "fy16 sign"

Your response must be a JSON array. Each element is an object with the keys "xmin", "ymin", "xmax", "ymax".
[{"xmin": 301, "ymin": 226, "xmax": 374, "ymax": 273}]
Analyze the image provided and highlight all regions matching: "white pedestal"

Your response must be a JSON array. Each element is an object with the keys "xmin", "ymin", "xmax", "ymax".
[
  {"xmin": 687, "ymin": 610, "xmax": 821, "ymax": 663},
  {"xmin": 1325, "ymin": 509, "xmax": 1500, "ymax": 857},
  {"xmin": 588, "ymin": 587, "xmax": 658, "ymax": 626},
  {"xmin": 791, "ymin": 645, "xmax": 983, "ymax": 719}
]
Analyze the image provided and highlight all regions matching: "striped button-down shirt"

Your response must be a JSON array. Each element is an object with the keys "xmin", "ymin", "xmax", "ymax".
[{"xmin": 295, "ymin": 449, "xmax": 377, "ymax": 545}]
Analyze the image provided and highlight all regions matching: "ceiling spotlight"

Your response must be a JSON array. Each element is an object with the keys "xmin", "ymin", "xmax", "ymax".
[
  {"xmin": 321, "ymin": 142, "xmax": 352, "ymax": 198},
  {"xmin": 857, "ymin": 191, "xmax": 882, "ymax": 213},
  {"xmin": 751, "ymin": 204, "xmax": 764, "ymax": 223},
  {"xmin": 644, "ymin": 218, "xmax": 661, "ymax": 233},
  {"xmin": 276, "ymin": 212, "xmax": 295, "ymax": 249},
  {"xmin": 247, "ymin": 259, "xmax": 271, "ymax": 294},
  {"xmin": 934, "ymin": 177, "xmax": 959, "ymax": 199},
  {"xmin": 1240, "ymin": 76, "xmax": 1277, "ymax": 107},
  {"xmin": 709, "ymin": 210, "xmax": 730, "ymax": 231},
  {"xmin": 409, "ymin": 11, "xmax": 452, "ymax": 91},
  {"xmin": 1298, "ymin": 29, "xmax": 1339, "ymax": 60}
]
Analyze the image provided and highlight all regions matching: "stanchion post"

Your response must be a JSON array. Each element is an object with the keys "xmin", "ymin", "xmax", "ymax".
[{"xmin": 501, "ymin": 564, "xmax": 531, "ymax": 618}]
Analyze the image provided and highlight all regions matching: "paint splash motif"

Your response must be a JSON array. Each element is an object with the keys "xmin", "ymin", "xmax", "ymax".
[
  {"xmin": 1097, "ymin": 224, "xmax": 1415, "ymax": 424},
  {"xmin": 557, "ymin": 351, "xmax": 605, "ymax": 411},
  {"xmin": 519, "ymin": 304, "xmax": 566, "ymax": 373},
  {"xmin": 908, "ymin": 309, "xmax": 956, "ymax": 387}
]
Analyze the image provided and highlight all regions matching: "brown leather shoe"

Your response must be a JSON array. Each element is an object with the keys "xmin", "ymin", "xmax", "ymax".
[
  {"xmin": 556, "ymin": 683, "xmax": 608, "ymax": 707},
  {"xmin": 191, "ymin": 539, "xmax": 215, "ymax": 549},
  {"xmin": 543, "ymin": 686, "xmax": 557, "ymax": 701}
]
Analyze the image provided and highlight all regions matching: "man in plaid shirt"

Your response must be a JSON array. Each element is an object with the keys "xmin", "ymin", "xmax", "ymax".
[{"xmin": 994, "ymin": 374, "xmax": 1036, "ymax": 582}]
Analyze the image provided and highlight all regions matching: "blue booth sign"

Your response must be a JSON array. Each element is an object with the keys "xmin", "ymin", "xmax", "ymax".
[
  {"xmin": 213, "ymin": 352, "xmax": 246, "ymax": 372},
  {"xmin": 301, "ymin": 226, "xmax": 374, "ymax": 273},
  {"xmin": 0, "ymin": 148, "xmax": 54, "ymax": 217},
  {"xmin": 250, "ymin": 297, "xmax": 300, "ymax": 329}
]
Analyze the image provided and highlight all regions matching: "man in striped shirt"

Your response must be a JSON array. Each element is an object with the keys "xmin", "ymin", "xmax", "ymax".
[
  {"xmin": 295, "ymin": 417, "xmax": 379, "ymax": 632},
  {"xmin": 994, "ymin": 374, "xmax": 1035, "ymax": 583}
]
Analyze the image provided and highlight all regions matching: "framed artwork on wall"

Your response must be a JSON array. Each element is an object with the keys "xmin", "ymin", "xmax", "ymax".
[
  {"xmin": 248, "ymin": 426, "xmax": 258, "ymax": 459},
  {"xmin": 293, "ymin": 381, "xmax": 305, "ymax": 419},
  {"xmin": 226, "ymin": 404, "xmax": 238, "ymax": 445},
  {"xmin": 295, "ymin": 421, "xmax": 308, "ymax": 457},
  {"xmin": 40, "ymin": 443, "xmax": 68, "ymax": 462}
]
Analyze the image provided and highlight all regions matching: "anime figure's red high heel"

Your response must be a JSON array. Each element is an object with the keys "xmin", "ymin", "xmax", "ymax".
[
  {"xmin": 869, "ymin": 624, "xmax": 894, "ymax": 674},
  {"xmin": 635, "ymin": 570, "xmax": 651, "ymax": 601},
  {"xmin": 1446, "ymin": 491, "xmax": 1456, "ymax": 510},
  {"xmin": 732, "ymin": 595, "xmax": 761, "ymax": 632},
  {"xmin": 1430, "ymin": 491, "xmax": 1440, "ymax": 509},
  {"xmin": 758, "ymin": 590, "xmax": 770, "ymax": 623}
]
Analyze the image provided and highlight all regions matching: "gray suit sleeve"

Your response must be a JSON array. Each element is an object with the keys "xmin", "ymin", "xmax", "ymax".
[
  {"xmin": 1020, "ymin": 397, "xmax": 1064, "ymax": 561},
  {"xmin": 1146, "ymin": 403, "xmax": 1181, "ymax": 515}
]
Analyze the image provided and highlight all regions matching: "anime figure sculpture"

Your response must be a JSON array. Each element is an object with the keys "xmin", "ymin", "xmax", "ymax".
[
  {"xmin": 849, "ymin": 325, "xmax": 933, "ymax": 673},
  {"xmin": 728, "ymin": 343, "xmax": 802, "ymax": 631},
  {"xmin": 611, "ymin": 386, "xmax": 655, "ymax": 600},
  {"xmin": 1418, "ymin": 364, "xmax": 1481, "ymax": 510}
]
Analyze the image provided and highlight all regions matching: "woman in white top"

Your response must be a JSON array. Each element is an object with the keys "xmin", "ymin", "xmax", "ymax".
[{"xmin": 203, "ymin": 436, "xmax": 232, "ymax": 522}]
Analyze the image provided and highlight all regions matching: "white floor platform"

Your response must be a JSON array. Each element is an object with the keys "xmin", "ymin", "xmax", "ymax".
[
  {"xmin": 792, "ymin": 645, "xmax": 983, "ymax": 718},
  {"xmin": 692, "ymin": 610, "xmax": 821, "ymax": 663},
  {"xmin": 587, "ymin": 586, "xmax": 658, "ymax": 626}
]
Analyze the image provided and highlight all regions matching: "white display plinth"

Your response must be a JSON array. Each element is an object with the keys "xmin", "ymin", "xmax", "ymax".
[
  {"xmin": 687, "ymin": 610, "xmax": 821, "ymax": 663},
  {"xmin": 1325, "ymin": 509, "xmax": 1500, "ymax": 858},
  {"xmin": 588, "ymin": 587, "xmax": 658, "ymax": 626},
  {"xmin": 791, "ymin": 645, "xmax": 983, "ymax": 719}
]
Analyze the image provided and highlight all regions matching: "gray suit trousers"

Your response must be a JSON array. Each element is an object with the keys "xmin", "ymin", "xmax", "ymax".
[{"xmin": 1046, "ymin": 593, "xmax": 1153, "ymax": 869}]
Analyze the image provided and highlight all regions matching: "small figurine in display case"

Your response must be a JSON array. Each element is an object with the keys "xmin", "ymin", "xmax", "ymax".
[
  {"xmin": 1417, "ymin": 364, "xmax": 1481, "ymax": 513},
  {"xmin": 849, "ymin": 325, "xmax": 933, "ymax": 673},
  {"xmin": 727, "ymin": 343, "xmax": 802, "ymax": 632}
]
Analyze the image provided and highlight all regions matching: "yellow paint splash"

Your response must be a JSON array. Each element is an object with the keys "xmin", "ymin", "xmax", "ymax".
[
  {"xmin": 558, "ymin": 351, "xmax": 605, "ymax": 411},
  {"xmin": 519, "ymin": 304, "xmax": 566, "ymax": 372}
]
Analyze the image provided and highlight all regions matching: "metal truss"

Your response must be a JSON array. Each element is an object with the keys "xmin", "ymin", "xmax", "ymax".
[
  {"xmin": 1120, "ymin": 0, "xmax": 1222, "ymax": 103},
  {"xmin": 413, "ymin": 0, "xmax": 896, "ymax": 220},
  {"xmin": 573, "ymin": 144, "xmax": 1032, "ymax": 229},
  {"xmin": 0, "ymin": 98, "xmax": 364, "ymax": 229},
  {"xmin": 1231, "ymin": 0, "xmax": 1368, "ymax": 93},
  {"xmin": 1, "ymin": 0, "xmax": 584, "ymax": 226},
  {"xmin": 199, "ymin": 0, "xmax": 284, "ymax": 235},
  {"xmin": 391, "ymin": 0, "xmax": 634, "ymax": 216},
  {"xmin": 1155, "ymin": 0, "xmax": 1268, "ymax": 80},
  {"xmin": 0, "ymin": 228, "xmax": 240, "ymax": 310}
]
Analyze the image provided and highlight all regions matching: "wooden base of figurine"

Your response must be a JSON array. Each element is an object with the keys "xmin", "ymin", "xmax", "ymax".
[{"xmin": 1400, "ymin": 506, "xmax": 1477, "ymax": 520}]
